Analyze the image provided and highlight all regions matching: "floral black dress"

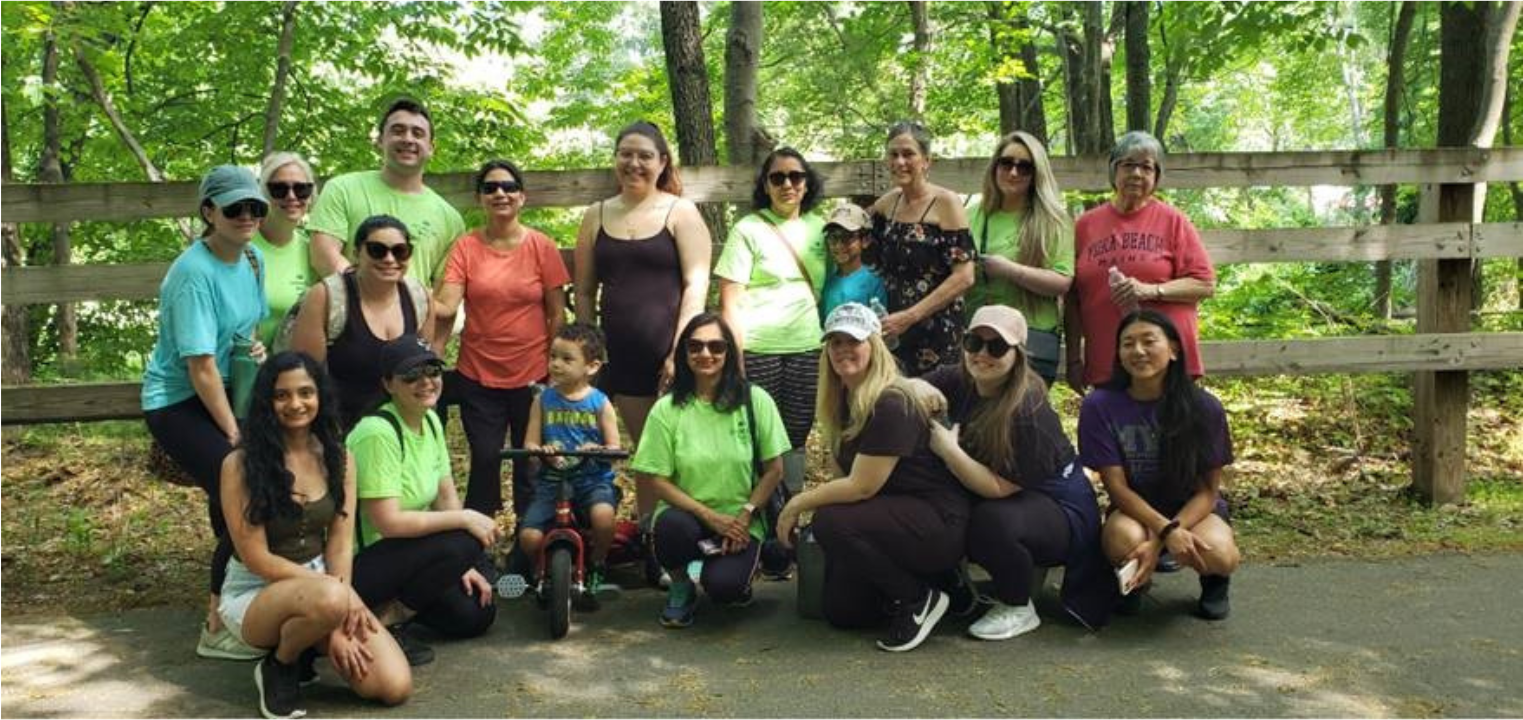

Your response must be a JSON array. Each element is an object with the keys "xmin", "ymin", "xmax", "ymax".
[{"xmin": 867, "ymin": 195, "xmax": 976, "ymax": 376}]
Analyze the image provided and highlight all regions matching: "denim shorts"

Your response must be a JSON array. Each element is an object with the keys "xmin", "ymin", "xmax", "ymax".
[
  {"xmin": 519, "ymin": 477, "xmax": 620, "ymax": 531},
  {"xmin": 218, "ymin": 554, "xmax": 325, "ymax": 645}
]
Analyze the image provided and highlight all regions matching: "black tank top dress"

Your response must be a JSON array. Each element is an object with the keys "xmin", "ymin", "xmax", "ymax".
[
  {"xmin": 328, "ymin": 270, "xmax": 420, "ymax": 432},
  {"xmin": 593, "ymin": 201, "xmax": 683, "ymax": 397}
]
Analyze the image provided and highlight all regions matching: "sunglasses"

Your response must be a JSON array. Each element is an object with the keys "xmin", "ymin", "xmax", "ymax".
[
  {"xmin": 266, "ymin": 182, "xmax": 314, "ymax": 200},
  {"xmin": 478, "ymin": 180, "xmax": 523, "ymax": 195},
  {"xmin": 767, "ymin": 171, "xmax": 808, "ymax": 188},
  {"xmin": 220, "ymin": 200, "xmax": 268, "ymax": 220},
  {"xmin": 362, "ymin": 241, "xmax": 414, "ymax": 262},
  {"xmin": 398, "ymin": 363, "xmax": 443, "ymax": 383},
  {"xmin": 961, "ymin": 334, "xmax": 1014, "ymax": 358},
  {"xmin": 826, "ymin": 231, "xmax": 864, "ymax": 246},
  {"xmin": 685, "ymin": 339, "xmax": 729, "ymax": 356},
  {"xmin": 996, "ymin": 158, "xmax": 1037, "ymax": 177}
]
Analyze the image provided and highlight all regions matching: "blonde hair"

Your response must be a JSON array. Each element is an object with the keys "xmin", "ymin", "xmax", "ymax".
[
  {"xmin": 978, "ymin": 132, "xmax": 1071, "ymax": 306},
  {"xmin": 960, "ymin": 345, "xmax": 1039, "ymax": 476},
  {"xmin": 259, "ymin": 151, "xmax": 318, "ymax": 203},
  {"xmin": 815, "ymin": 333, "xmax": 924, "ymax": 452}
]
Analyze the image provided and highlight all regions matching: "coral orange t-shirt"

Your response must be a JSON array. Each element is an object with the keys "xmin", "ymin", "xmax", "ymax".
[
  {"xmin": 443, "ymin": 229, "xmax": 570, "ymax": 388},
  {"xmin": 1073, "ymin": 200, "xmax": 1214, "ymax": 385}
]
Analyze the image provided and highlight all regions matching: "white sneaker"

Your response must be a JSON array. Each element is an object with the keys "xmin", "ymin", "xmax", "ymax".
[{"xmin": 968, "ymin": 601, "xmax": 1041, "ymax": 641}]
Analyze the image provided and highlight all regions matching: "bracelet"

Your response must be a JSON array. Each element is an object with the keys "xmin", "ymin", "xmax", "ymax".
[{"xmin": 1158, "ymin": 519, "xmax": 1181, "ymax": 541}]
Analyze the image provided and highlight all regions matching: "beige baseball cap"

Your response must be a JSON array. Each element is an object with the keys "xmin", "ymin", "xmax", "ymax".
[{"xmin": 967, "ymin": 305, "xmax": 1029, "ymax": 347}]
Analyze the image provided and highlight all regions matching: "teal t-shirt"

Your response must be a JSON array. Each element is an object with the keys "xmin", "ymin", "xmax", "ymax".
[
  {"xmin": 966, "ymin": 195, "xmax": 1074, "ymax": 332},
  {"xmin": 141, "ymin": 241, "xmax": 267, "ymax": 411},
  {"xmin": 346, "ymin": 403, "xmax": 451, "ymax": 548},
  {"xmin": 305, "ymin": 170, "xmax": 466, "ymax": 286},
  {"xmin": 631, "ymin": 385, "xmax": 791, "ymax": 540},
  {"xmin": 821, "ymin": 266, "xmax": 888, "ymax": 323},
  {"xmin": 713, "ymin": 209, "xmax": 827, "ymax": 354},
  {"xmin": 251, "ymin": 229, "xmax": 314, "ymax": 347}
]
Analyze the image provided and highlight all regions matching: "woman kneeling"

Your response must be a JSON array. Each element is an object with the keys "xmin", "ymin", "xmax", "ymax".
[
  {"xmin": 220, "ymin": 352, "xmax": 409, "ymax": 719},
  {"xmin": 1079, "ymin": 310, "xmax": 1240, "ymax": 620}
]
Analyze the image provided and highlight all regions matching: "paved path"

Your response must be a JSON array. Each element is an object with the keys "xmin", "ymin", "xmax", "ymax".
[{"xmin": 4, "ymin": 553, "xmax": 1521, "ymax": 718}]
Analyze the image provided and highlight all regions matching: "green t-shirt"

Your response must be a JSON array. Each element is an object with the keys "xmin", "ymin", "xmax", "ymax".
[
  {"xmin": 346, "ymin": 403, "xmax": 451, "ymax": 548},
  {"xmin": 713, "ymin": 209, "xmax": 827, "ymax": 354},
  {"xmin": 305, "ymin": 170, "xmax": 466, "ymax": 286},
  {"xmin": 250, "ymin": 229, "xmax": 314, "ymax": 347},
  {"xmin": 966, "ymin": 195, "xmax": 1074, "ymax": 332},
  {"xmin": 631, "ymin": 385, "xmax": 791, "ymax": 540}
]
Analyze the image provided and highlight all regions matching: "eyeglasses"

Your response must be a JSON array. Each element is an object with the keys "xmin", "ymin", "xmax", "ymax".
[
  {"xmin": 478, "ymin": 180, "xmax": 522, "ymax": 195},
  {"xmin": 398, "ymin": 363, "xmax": 443, "ymax": 383},
  {"xmin": 685, "ymin": 339, "xmax": 729, "ymax": 356},
  {"xmin": 961, "ymin": 334, "xmax": 1014, "ymax": 358},
  {"xmin": 266, "ymin": 182, "xmax": 314, "ymax": 200},
  {"xmin": 220, "ymin": 200, "xmax": 268, "ymax": 220},
  {"xmin": 996, "ymin": 158, "xmax": 1036, "ymax": 177},
  {"xmin": 767, "ymin": 171, "xmax": 808, "ymax": 188},
  {"xmin": 362, "ymin": 241, "xmax": 414, "ymax": 262},
  {"xmin": 1117, "ymin": 160, "xmax": 1157, "ymax": 175},
  {"xmin": 826, "ymin": 231, "xmax": 863, "ymax": 246}
]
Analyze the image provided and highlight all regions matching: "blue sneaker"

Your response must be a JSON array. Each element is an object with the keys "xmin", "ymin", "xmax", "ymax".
[{"xmin": 660, "ymin": 579, "xmax": 697, "ymax": 628}]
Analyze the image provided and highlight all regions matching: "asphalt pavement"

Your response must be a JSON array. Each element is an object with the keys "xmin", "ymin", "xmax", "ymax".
[{"xmin": 3, "ymin": 553, "xmax": 1521, "ymax": 718}]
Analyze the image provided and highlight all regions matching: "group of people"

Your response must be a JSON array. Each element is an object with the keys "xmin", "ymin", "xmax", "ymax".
[{"xmin": 141, "ymin": 96, "xmax": 1240, "ymax": 718}]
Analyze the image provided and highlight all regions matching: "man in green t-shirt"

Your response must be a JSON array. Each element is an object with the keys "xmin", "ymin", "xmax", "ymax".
[{"xmin": 306, "ymin": 97, "xmax": 466, "ymax": 286}]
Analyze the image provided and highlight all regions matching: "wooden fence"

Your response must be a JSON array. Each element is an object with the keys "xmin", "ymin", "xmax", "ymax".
[{"xmin": 3, "ymin": 148, "xmax": 1522, "ymax": 503}]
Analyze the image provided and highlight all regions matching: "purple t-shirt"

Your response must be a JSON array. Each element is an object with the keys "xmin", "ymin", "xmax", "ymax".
[{"xmin": 1078, "ymin": 387, "xmax": 1232, "ymax": 517}]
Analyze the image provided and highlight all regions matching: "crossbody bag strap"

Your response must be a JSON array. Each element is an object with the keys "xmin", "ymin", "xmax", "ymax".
[{"xmin": 757, "ymin": 214, "xmax": 818, "ymax": 302}]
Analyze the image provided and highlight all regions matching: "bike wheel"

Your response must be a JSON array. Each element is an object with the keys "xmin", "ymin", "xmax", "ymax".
[{"xmin": 548, "ymin": 546, "xmax": 573, "ymax": 639}]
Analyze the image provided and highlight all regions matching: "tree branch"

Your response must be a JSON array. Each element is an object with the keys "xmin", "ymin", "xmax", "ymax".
[
  {"xmin": 262, "ymin": 0, "xmax": 299, "ymax": 156},
  {"xmin": 122, "ymin": 2, "xmax": 155, "ymax": 96}
]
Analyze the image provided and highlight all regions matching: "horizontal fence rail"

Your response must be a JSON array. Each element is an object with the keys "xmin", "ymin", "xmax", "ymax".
[
  {"xmin": 4, "ymin": 332, "xmax": 1518, "ymax": 425},
  {"xmin": 3, "ymin": 148, "xmax": 1520, "ymax": 224}
]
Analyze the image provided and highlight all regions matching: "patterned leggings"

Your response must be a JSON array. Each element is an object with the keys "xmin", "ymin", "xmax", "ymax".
[{"xmin": 743, "ymin": 350, "xmax": 819, "ymax": 450}]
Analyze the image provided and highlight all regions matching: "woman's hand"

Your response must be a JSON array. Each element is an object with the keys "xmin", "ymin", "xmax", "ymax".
[
  {"xmin": 658, "ymin": 354, "xmax": 676, "ymax": 393},
  {"xmin": 1108, "ymin": 275, "xmax": 1158, "ymax": 309},
  {"xmin": 703, "ymin": 509, "xmax": 749, "ymax": 546},
  {"xmin": 327, "ymin": 626, "xmax": 374, "ymax": 681},
  {"xmin": 249, "ymin": 338, "xmax": 268, "ymax": 364},
  {"xmin": 880, "ymin": 310, "xmax": 917, "ymax": 338},
  {"xmin": 927, "ymin": 420, "xmax": 960, "ymax": 460},
  {"xmin": 460, "ymin": 509, "xmax": 500, "ymax": 548},
  {"xmin": 342, "ymin": 587, "xmax": 378, "ymax": 644},
  {"xmin": 1163, "ymin": 526, "xmax": 1213, "ymax": 573},
  {"xmin": 775, "ymin": 500, "xmax": 802, "ymax": 550},
  {"xmin": 1126, "ymin": 538, "xmax": 1162, "ymax": 590},
  {"xmin": 461, "ymin": 567, "xmax": 494, "ymax": 607}
]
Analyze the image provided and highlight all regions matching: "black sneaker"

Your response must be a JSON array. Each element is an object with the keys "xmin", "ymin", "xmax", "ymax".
[
  {"xmin": 1197, "ymin": 574, "xmax": 1231, "ymax": 621},
  {"xmin": 296, "ymin": 647, "xmax": 318, "ymax": 687},
  {"xmin": 876, "ymin": 588, "xmax": 949, "ymax": 653},
  {"xmin": 387, "ymin": 623, "xmax": 435, "ymax": 667},
  {"xmin": 944, "ymin": 566, "xmax": 982, "ymax": 617},
  {"xmin": 1116, "ymin": 581, "xmax": 1150, "ymax": 616},
  {"xmin": 254, "ymin": 653, "xmax": 305, "ymax": 719},
  {"xmin": 1156, "ymin": 550, "xmax": 1182, "ymax": 573}
]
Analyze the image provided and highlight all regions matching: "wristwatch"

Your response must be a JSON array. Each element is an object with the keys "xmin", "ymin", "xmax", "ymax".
[{"xmin": 742, "ymin": 502, "xmax": 757, "ymax": 515}]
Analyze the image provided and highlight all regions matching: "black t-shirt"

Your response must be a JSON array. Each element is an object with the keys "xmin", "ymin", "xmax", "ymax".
[
  {"xmin": 924, "ymin": 366, "xmax": 1076, "ymax": 487},
  {"xmin": 836, "ymin": 388, "xmax": 972, "ymax": 519}
]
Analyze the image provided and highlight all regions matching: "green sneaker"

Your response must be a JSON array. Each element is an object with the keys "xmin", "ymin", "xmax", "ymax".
[
  {"xmin": 660, "ymin": 578, "xmax": 697, "ymax": 628},
  {"xmin": 576, "ymin": 566, "xmax": 607, "ymax": 612}
]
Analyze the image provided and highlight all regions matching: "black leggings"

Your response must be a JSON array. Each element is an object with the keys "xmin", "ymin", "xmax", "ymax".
[
  {"xmin": 653, "ymin": 508, "xmax": 761, "ymax": 604},
  {"xmin": 352, "ymin": 529, "xmax": 497, "ymax": 639},
  {"xmin": 743, "ymin": 351, "xmax": 819, "ymax": 449},
  {"xmin": 812, "ymin": 494, "xmax": 966, "ymax": 628},
  {"xmin": 144, "ymin": 396, "xmax": 234, "ymax": 595},
  {"xmin": 452, "ymin": 372, "xmax": 535, "ymax": 519},
  {"xmin": 967, "ymin": 492, "xmax": 1070, "ymax": 606}
]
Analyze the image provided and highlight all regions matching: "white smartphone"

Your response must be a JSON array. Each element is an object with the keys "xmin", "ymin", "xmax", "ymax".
[{"xmin": 1116, "ymin": 558, "xmax": 1141, "ymax": 595}]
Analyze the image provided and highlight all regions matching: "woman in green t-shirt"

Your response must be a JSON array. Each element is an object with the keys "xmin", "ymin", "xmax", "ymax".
[
  {"xmin": 253, "ymin": 152, "xmax": 318, "ymax": 348},
  {"xmin": 631, "ymin": 314, "xmax": 790, "ymax": 629},
  {"xmin": 714, "ymin": 147, "xmax": 827, "ymax": 576},
  {"xmin": 965, "ymin": 131, "xmax": 1074, "ymax": 385}
]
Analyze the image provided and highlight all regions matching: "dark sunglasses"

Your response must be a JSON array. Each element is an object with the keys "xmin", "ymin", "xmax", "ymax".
[
  {"xmin": 961, "ymin": 334, "xmax": 1014, "ymax": 358},
  {"xmin": 767, "ymin": 171, "xmax": 808, "ymax": 188},
  {"xmin": 220, "ymin": 200, "xmax": 268, "ymax": 219},
  {"xmin": 685, "ymin": 339, "xmax": 729, "ymax": 356},
  {"xmin": 266, "ymin": 182, "xmax": 314, "ymax": 200},
  {"xmin": 996, "ymin": 157, "xmax": 1037, "ymax": 177},
  {"xmin": 478, "ymin": 180, "xmax": 523, "ymax": 195},
  {"xmin": 398, "ymin": 363, "xmax": 443, "ymax": 383},
  {"xmin": 362, "ymin": 241, "xmax": 414, "ymax": 262}
]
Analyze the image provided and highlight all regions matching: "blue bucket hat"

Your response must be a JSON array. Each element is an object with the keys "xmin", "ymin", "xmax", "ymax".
[{"xmin": 199, "ymin": 165, "xmax": 267, "ymax": 210}]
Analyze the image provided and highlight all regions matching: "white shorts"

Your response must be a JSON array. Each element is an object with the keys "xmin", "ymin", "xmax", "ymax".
[{"xmin": 218, "ymin": 555, "xmax": 326, "ymax": 646}]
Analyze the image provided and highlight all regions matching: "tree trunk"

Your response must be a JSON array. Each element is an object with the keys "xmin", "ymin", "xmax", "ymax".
[
  {"xmin": 1377, "ymin": 1, "xmax": 1416, "ymax": 320},
  {"xmin": 908, "ymin": 1, "xmax": 931, "ymax": 120},
  {"xmin": 41, "ymin": 22, "xmax": 78, "ymax": 371},
  {"xmin": 1097, "ymin": 3, "xmax": 1119, "ymax": 150},
  {"xmin": 1123, "ymin": 1, "xmax": 1151, "ymax": 132},
  {"xmin": 1059, "ymin": 7, "xmax": 1089, "ymax": 153},
  {"xmin": 724, "ymin": 2, "xmax": 761, "ymax": 166},
  {"xmin": 659, "ymin": 1, "xmax": 723, "ymax": 236},
  {"xmin": 1152, "ymin": 4, "xmax": 1180, "ymax": 141},
  {"xmin": 1, "ymin": 104, "xmax": 31, "ymax": 385},
  {"xmin": 261, "ymin": 0, "xmax": 300, "ymax": 157},
  {"xmin": 1505, "ymin": 83, "xmax": 1523, "ymax": 309},
  {"xmin": 1466, "ymin": 0, "xmax": 1521, "ymax": 148},
  {"xmin": 987, "ymin": 2, "xmax": 1048, "ymax": 142},
  {"xmin": 1062, "ymin": 3, "xmax": 1109, "ymax": 154}
]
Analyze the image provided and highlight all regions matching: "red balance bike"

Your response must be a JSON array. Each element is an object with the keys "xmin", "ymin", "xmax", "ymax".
[{"xmin": 495, "ymin": 446, "xmax": 631, "ymax": 639}]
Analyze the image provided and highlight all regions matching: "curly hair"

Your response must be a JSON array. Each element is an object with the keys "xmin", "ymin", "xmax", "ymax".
[
  {"xmin": 239, "ymin": 352, "xmax": 348, "ymax": 527},
  {"xmin": 556, "ymin": 322, "xmax": 607, "ymax": 363}
]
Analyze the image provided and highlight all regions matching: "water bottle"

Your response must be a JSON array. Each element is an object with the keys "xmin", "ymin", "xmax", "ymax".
[
  {"xmin": 867, "ymin": 298, "xmax": 899, "ymax": 350},
  {"xmin": 1109, "ymin": 266, "xmax": 1139, "ymax": 314},
  {"xmin": 229, "ymin": 335, "xmax": 259, "ymax": 419},
  {"xmin": 795, "ymin": 525, "xmax": 826, "ymax": 620}
]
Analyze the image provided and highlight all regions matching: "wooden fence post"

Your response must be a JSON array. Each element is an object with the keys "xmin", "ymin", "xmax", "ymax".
[{"xmin": 1412, "ymin": 182, "xmax": 1476, "ymax": 505}]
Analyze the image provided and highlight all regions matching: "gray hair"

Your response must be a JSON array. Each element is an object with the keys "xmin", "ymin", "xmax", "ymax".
[
  {"xmin": 1109, "ymin": 131, "xmax": 1165, "ymax": 187},
  {"xmin": 886, "ymin": 120, "xmax": 933, "ymax": 156},
  {"xmin": 259, "ymin": 151, "xmax": 317, "ymax": 199}
]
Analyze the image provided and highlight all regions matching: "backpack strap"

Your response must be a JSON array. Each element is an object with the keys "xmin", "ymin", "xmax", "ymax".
[
  {"xmin": 323, "ymin": 272, "xmax": 350, "ymax": 343},
  {"xmin": 756, "ymin": 213, "xmax": 819, "ymax": 304},
  {"xmin": 402, "ymin": 276, "xmax": 431, "ymax": 330}
]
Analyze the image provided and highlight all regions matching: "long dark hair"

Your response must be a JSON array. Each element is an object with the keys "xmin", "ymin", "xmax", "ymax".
[
  {"xmin": 751, "ymin": 147, "xmax": 825, "ymax": 213},
  {"xmin": 240, "ymin": 352, "xmax": 347, "ymax": 526},
  {"xmin": 669, "ymin": 312, "xmax": 747, "ymax": 412},
  {"xmin": 1104, "ymin": 310, "xmax": 1211, "ymax": 506},
  {"xmin": 616, "ymin": 120, "xmax": 682, "ymax": 195}
]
